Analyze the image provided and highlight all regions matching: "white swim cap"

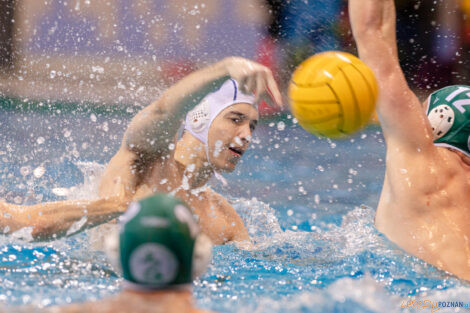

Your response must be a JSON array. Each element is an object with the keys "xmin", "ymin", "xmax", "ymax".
[{"xmin": 184, "ymin": 79, "xmax": 256, "ymax": 146}]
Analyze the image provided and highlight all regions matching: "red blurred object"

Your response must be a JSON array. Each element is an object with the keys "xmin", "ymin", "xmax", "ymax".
[
  {"xmin": 464, "ymin": 23, "xmax": 470, "ymax": 43},
  {"xmin": 161, "ymin": 60, "xmax": 196, "ymax": 84},
  {"xmin": 256, "ymin": 36, "xmax": 281, "ymax": 116}
]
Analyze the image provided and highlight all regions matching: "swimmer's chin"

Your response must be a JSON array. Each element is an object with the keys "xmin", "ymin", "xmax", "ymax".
[{"xmin": 215, "ymin": 162, "xmax": 238, "ymax": 173}]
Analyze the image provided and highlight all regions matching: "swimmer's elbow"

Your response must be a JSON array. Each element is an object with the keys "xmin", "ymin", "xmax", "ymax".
[{"xmin": 354, "ymin": 27, "xmax": 381, "ymax": 43}]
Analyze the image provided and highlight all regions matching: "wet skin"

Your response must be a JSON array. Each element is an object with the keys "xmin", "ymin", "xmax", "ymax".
[
  {"xmin": 349, "ymin": 0, "xmax": 470, "ymax": 279},
  {"xmin": 0, "ymin": 57, "xmax": 281, "ymax": 242},
  {"xmin": 99, "ymin": 103, "xmax": 258, "ymax": 244}
]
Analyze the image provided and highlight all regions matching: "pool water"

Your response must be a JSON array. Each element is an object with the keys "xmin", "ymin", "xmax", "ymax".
[{"xmin": 1, "ymin": 98, "xmax": 469, "ymax": 312}]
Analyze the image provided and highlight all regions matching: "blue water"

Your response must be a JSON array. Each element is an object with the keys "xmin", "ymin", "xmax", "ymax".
[{"xmin": 1, "ymin": 99, "xmax": 470, "ymax": 312}]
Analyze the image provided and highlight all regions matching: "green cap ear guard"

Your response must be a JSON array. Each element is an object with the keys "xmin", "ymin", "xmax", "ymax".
[
  {"xmin": 427, "ymin": 85, "xmax": 470, "ymax": 157},
  {"xmin": 119, "ymin": 194, "xmax": 200, "ymax": 289}
]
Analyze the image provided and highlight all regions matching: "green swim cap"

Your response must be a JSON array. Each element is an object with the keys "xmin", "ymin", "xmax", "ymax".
[
  {"xmin": 119, "ymin": 193, "xmax": 204, "ymax": 290},
  {"xmin": 427, "ymin": 85, "xmax": 470, "ymax": 157}
]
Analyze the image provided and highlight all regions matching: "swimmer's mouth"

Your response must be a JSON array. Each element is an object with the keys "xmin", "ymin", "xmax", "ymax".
[{"xmin": 228, "ymin": 147, "xmax": 244, "ymax": 156}]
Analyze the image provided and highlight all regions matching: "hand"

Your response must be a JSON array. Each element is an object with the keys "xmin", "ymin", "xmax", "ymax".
[
  {"xmin": 348, "ymin": 0, "xmax": 396, "ymax": 42},
  {"xmin": 222, "ymin": 57, "xmax": 283, "ymax": 108}
]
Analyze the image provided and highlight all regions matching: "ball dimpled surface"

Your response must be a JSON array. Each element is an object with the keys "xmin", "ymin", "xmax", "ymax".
[{"xmin": 288, "ymin": 51, "xmax": 378, "ymax": 138}]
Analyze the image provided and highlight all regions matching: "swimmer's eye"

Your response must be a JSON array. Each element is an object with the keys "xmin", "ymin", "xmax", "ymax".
[{"xmin": 230, "ymin": 118, "xmax": 242, "ymax": 124}]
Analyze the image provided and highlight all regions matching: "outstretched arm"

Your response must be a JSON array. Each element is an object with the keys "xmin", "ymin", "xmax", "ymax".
[
  {"xmin": 123, "ymin": 57, "xmax": 282, "ymax": 157},
  {"xmin": 0, "ymin": 197, "xmax": 127, "ymax": 241},
  {"xmin": 348, "ymin": 0, "xmax": 434, "ymax": 149}
]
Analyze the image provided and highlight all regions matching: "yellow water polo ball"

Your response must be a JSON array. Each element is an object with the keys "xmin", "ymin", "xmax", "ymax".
[{"xmin": 288, "ymin": 51, "xmax": 378, "ymax": 138}]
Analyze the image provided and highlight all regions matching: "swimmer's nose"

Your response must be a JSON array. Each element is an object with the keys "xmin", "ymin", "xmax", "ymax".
[{"xmin": 239, "ymin": 124, "xmax": 253, "ymax": 144}]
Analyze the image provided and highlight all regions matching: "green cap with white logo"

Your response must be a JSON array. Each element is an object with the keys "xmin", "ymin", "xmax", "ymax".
[
  {"xmin": 119, "ymin": 193, "xmax": 200, "ymax": 289},
  {"xmin": 427, "ymin": 85, "xmax": 470, "ymax": 157}
]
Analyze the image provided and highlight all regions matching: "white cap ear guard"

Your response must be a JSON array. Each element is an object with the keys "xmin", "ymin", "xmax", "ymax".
[
  {"xmin": 186, "ymin": 98, "xmax": 211, "ymax": 133},
  {"xmin": 184, "ymin": 79, "xmax": 256, "ymax": 146}
]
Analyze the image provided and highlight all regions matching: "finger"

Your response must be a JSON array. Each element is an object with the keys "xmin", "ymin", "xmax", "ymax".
[
  {"xmin": 245, "ymin": 76, "xmax": 256, "ymax": 94},
  {"xmin": 254, "ymin": 74, "xmax": 266, "ymax": 104},
  {"xmin": 266, "ymin": 72, "xmax": 283, "ymax": 108},
  {"xmin": 238, "ymin": 76, "xmax": 249, "ymax": 94}
]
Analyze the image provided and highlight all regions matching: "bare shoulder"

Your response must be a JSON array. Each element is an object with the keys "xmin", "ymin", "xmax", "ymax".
[
  {"xmin": 205, "ymin": 188, "xmax": 236, "ymax": 216},
  {"xmin": 204, "ymin": 188, "xmax": 249, "ymax": 242}
]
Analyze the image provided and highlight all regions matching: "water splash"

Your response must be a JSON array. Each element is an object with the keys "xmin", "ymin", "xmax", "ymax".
[{"xmin": 195, "ymin": 198, "xmax": 466, "ymax": 313}]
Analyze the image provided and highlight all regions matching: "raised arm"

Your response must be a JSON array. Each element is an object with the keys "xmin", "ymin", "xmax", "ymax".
[
  {"xmin": 348, "ymin": 0, "xmax": 434, "ymax": 148},
  {"xmin": 0, "ymin": 197, "xmax": 127, "ymax": 241},
  {"xmin": 123, "ymin": 57, "xmax": 282, "ymax": 156}
]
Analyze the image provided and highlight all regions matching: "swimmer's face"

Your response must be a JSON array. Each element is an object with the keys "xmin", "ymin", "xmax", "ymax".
[{"xmin": 207, "ymin": 103, "xmax": 258, "ymax": 172}]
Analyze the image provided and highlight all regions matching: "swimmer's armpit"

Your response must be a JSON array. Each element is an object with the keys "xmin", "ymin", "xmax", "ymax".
[{"xmin": 1, "ymin": 197, "xmax": 127, "ymax": 241}]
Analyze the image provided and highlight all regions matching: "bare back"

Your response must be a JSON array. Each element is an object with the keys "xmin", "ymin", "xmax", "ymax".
[
  {"xmin": 349, "ymin": 0, "xmax": 470, "ymax": 279},
  {"xmin": 377, "ymin": 140, "xmax": 470, "ymax": 278}
]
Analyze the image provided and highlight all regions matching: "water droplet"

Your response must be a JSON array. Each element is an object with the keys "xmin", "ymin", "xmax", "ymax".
[
  {"xmin": 20, "ymin": 166, "xmax": 31, "ymax": 176},
  {"xmin": 33, "ymin": 166, "xmax": 45, "ymax": 178}
]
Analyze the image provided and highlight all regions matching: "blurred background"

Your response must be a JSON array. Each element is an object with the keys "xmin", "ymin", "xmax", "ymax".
[
  {"xmin": 2, "ymin": 3, "xmax": 470, "ymax": 312},
  {"xmin": 0, "ymin": 0, "xmax": 469, "ymax": 113}
]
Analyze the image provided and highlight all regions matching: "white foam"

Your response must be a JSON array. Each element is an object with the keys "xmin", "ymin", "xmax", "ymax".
[{"xmin": 64, "ymin": 161, "xmax": 106, "ymax": 200}]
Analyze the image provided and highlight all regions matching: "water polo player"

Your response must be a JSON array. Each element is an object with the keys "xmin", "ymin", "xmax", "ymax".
[
  {"xmin": 0, "ymin": 57, "xmax": 281, "ymax": 244},
  {"xmin": 349, "ymin": 0, "xmax": 470, "ymax": 279},
  {"xmin": 29, "ymin": 194, "xmax": 215, "ymax": 313}
]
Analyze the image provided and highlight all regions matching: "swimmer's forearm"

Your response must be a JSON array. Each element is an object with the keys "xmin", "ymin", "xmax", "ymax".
[
  {"xmin": 349, "ymin": 0, "xmax": 398, "ymax": 71},
  {"xmin": 124, "ymin": 59, "xmax": 231, "ymax": 153},
  {"xmin": 0, "ymin": 200, "xmax": 25, "ymax": 233},
  {"xmin": 349, "ymin": 0, "xmax": 432, "ymax": 145},
  {"xmin": 159, "ymin": 58, "xmax": 231, "ymax": 117},
  {"xmin": 3, "ymin": 197, "xmax": 127, "ymax": 241}
]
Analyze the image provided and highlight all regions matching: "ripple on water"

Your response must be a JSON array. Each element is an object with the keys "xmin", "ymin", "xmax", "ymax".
[
  {"xmin": 194, "ymin": 198, "xmax": 468, "ymax": 313},
  {"xmin": 0, "ymin": 234, "xmax": 120, "ymax": 308},
  {"xmin": 1, "ymin": 163, "xmax": 470, "ymax": 312}
]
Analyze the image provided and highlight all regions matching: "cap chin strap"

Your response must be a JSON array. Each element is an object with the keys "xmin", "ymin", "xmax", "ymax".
[{"xmin": 203, "ymin": 141, "xmax": 228, "ymax": 186}]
